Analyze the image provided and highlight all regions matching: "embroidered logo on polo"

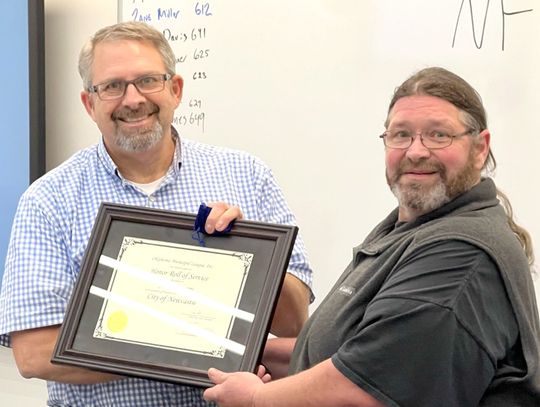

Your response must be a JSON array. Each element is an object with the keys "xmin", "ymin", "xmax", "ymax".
[{"xmin": 338, "ymin": 285, "xmax": 355, "ymax": 296}]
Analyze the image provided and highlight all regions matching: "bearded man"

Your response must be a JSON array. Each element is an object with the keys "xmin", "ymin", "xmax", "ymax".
[{"xmin": 203, "ymin": 67, "xmax": 540, "ymax": 407}]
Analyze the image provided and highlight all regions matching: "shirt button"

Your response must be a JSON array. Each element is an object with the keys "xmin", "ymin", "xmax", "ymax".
[{"xmin": 148, "ymin": 195, "xmax": 156, "ymax": 202}]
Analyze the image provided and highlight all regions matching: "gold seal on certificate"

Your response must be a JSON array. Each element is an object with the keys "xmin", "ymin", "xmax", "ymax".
[{"xmin": 52, "ymin": 203, "xmax": 297, "ymax": 388}]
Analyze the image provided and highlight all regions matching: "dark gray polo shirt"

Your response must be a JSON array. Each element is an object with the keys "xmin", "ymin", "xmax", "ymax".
[{"xmin": 290, "ymin": 179, "xmax": 540, "ymax": 406}]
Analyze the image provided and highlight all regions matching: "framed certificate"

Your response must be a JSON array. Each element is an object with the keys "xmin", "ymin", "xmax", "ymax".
[{"xmin": 52, "ymin": 202, "xmax": 298, "ymax": 388}]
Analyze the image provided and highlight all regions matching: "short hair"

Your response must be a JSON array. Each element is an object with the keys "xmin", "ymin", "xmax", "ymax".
[
  {"xmin": 78, "ymin": 21, "xmax": 176, "ymax": 91},
  {"xmin": 385, "ymin": 67, "xmax": 495, "ymax": 172}
]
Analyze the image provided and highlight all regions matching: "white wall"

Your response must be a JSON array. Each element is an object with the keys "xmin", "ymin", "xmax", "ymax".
[{"xmin": 3, "ymin": 0, "xmax": 539, "ymax": 404}]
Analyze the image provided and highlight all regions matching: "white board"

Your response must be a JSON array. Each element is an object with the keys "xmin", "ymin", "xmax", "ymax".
[{"xmin": 118, "ymin": 0, "xmax": 540, "ymax": 308}]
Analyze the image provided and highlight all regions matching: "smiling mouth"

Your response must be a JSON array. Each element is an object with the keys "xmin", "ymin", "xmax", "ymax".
[
  {"xmin": 398, "ymin": 169, "xmax": 441, "ymax": 184},
  {"xmin": 402, "ymin": 171, "xmax": 438, "ymax": 178},
  {"xmin": 116, "ymin": 112, "xmax": 155, "ymax": 124},
  {"xmin": 405, "ymin": 171, "xmax": 437, "ymax": 175},
  {"xmin": 113, "ymin": 103, "xmax": 159, "ymax": 122},
  {"xmin": 121, "ymin": 117, "xmax": 147, "ymax": 123}
]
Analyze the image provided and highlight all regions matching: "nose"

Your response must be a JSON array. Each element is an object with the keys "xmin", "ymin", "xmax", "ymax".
[
  {"xmin": 405, "ymin": 134, "xmax": 431, "ymax": 161},
  {"xmin": 121, "ymin": 83, "xmax": 146, "ymax": 107}
]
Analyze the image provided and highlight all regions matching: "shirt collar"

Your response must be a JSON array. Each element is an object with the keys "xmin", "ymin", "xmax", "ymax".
[
  {"xmin": 170, "ymin": 126, "xmax": 183, "ymax": 177},
  {"xmin": 351, "ymin": 178, "xmax": 498, "ymax": 264},
  {"xmin": 97, "ymin": 138, "xmax": 119, "ymax": 179}
]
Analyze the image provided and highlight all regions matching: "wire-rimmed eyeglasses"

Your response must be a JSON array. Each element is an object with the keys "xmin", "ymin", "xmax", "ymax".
[
  {"xmin": 379, "ymin": 129, "xmax": 474, "ymax": 150},
  {"xmin": 88, "ymin": 73, "xmax": 172, "ymax": 100}
]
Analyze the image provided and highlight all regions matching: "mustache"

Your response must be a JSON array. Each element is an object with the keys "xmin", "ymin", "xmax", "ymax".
[
  {"xmin": 112, "ymin": 103, "xmax": 159, "ymax": 120},
  {"xmin": 398, "ymin": 161, "xmax": 444, "ymax": 173},
  {"xmin": 395, "ymin": 160, "xmax": 446, "ymax": 179}
]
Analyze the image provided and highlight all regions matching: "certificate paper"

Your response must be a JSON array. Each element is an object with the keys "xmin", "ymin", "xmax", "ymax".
[{"xmin": 93, "ymin": 237, "xmax": 253, "ymax": 358}]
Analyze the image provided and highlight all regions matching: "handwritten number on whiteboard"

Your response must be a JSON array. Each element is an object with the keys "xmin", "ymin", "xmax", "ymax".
[{"xmin": 195, "ymin": 2, "xmax": 213, "ymax": 16}]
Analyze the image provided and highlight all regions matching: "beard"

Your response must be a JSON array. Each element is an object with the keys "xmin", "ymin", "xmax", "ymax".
[
  {"xmin": 112, "ymin": 103, "xmax": 164, "ymax": 153},
  {"xmin": 387, "ymin": 150, "xmax": 480, "ymax": 215}
]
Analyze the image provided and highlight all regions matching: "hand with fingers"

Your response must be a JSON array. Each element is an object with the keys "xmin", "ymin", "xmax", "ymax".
[
  {"xmin": 203, "ymin": 366, "xmax": 270, "ymax": 407},
  {"xmin": 202, "ymin": 202, "xmax": 243, "ymax": 234}
]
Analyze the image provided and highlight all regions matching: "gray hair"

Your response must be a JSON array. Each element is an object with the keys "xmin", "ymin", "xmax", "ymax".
[{"xmin": 78, "ymin": 21, "xmax": 176, "ymax": 90}]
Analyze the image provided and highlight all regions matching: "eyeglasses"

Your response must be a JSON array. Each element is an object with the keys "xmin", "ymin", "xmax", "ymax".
[
  {"xmin": 88, "ymin": 73, "xmax": 172, "ymax": 100},
  {"xmin": 379, "ymin": 129, "xmax": 474, "ymax": 150}
]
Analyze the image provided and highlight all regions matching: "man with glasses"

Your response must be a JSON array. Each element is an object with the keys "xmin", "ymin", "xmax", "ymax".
[
  {"xmin": 0, "ymin": 21, "xmax": 312, "ymax": 406},
  {"xmin": 203, "ymin": 67, "xmax": 540, "ymax": 406}
]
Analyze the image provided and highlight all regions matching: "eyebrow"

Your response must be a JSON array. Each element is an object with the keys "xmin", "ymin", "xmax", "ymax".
[
  {"xmin": 388, "ymin": 118, "xmax": 456, "ymax": 129},
  {"xmin": 96, "ymin": 72, "xmax": 164, "ymax": 85}
]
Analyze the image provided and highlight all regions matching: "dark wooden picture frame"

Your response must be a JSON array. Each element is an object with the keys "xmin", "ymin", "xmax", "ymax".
[{"xmin": 52, "ymin": 202, "xmax": 297, "ymax": 388}]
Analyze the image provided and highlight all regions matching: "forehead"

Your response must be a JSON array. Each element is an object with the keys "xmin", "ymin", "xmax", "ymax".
[
  {"xmin": 388, "ymin": 95, "xmax": 463, "ymax": 128},
  {"xmin": 92, "ymin": 39, "xmax": 165, "ymax": 82}
]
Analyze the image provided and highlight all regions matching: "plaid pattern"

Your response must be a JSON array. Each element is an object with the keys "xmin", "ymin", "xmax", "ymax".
[{"xmin": 0, "ymin": 132, "xmax": 312, "ymax": 406}]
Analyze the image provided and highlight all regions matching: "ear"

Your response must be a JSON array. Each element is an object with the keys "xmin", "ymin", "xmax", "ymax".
[
  {"xmin": 170, "ymin": 74, "xmax": 184, "ymax": 108},
  {"xmin": 473, "ymin": 129, "xmax": 491, "ymax": 170},
  {"xmin": 80, "ymin": 90, "xmax": 97, "ymax": 121}
]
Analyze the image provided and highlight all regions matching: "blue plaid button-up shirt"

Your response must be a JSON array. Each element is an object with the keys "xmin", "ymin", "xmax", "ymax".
[{"xmin": 0, "ymin": 132, "xmax": 312, "ymax": 406}]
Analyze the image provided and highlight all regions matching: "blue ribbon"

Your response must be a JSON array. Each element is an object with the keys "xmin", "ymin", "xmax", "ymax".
[{"xmin": 192, "ymin": 203, "xmax": 235, "ymax": 246}]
